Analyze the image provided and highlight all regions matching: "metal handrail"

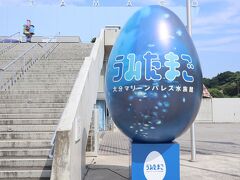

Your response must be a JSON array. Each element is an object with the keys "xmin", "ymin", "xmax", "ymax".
[
  {"xmin": 0, "ymin": 35, "xmax": 57, "ymax": 71},
  {"xmin": 0, "ymin": 36, "xmax": 59, "ymax": 91},
  {"xmin": 8, "ymin": 32, "xmax": 20, "ymax": 40},
  {"xmin": 40, "ymin": 36, "xmax": 59, "ymax": 59},
  {"xmin": 0, "ymin": 32, "xmax": 21, "ymax": 43},
  {"xmin": 0, "ymin": 32, "xmax": 21, "ymax": 54},
  {"xmin": 0, "ymin": 43, "xmax": 41, "ymax": 71}
]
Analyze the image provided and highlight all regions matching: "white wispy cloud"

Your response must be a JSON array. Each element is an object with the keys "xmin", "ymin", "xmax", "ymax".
[
  {"xmin": 196, "ymin": 35, "xmax": 240, "ymax": 45},
  {"xmin": 196, "ymin": 42, "xmax": 240, "ymax": 52},
  {"xmin": 193, "ymin": 0, "xmax": 240, "ymax": 31},
  {"xmin": 192, "ymin": 0, "xmax": 240, "ymax": 53},
  {"xmin": 194, "ymin": 34, "xmax": 240, "ymax": 52}
]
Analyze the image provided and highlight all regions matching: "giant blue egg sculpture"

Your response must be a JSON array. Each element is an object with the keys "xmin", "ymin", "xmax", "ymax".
[{"xmin": 105, "ymin": 5, "xmax": 202, "ymax": 143}]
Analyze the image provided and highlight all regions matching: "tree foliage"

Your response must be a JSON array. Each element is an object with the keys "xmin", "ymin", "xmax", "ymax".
[
  {"xmin": 204, "ymin": 71, "xmax": 240, "ymax": 98},
  {"xmin": 208, "ymin": 88, "xmax": 224, "ymax": 98}
]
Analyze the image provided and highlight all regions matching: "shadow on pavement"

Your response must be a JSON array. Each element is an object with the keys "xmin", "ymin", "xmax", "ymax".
[
  {"xmin": 181, "ymin": 164, "xmax": 240, "ymax": 178},
  {"xmin": 84, "ymin": 164, "xmax": 130, "ymax": 180}
]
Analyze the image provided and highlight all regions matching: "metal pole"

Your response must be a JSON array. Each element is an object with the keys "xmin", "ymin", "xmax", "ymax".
[
  {"xmin": 190, "ymin": 123, "xmax": 196, "ymax": 161},
  {"xmin": 186, "ymin": 0, "xmax": 196, "ymax": 162},
  {"xmin": 186, "ymin": 0, "xmax": 192, "ymax": 36}
]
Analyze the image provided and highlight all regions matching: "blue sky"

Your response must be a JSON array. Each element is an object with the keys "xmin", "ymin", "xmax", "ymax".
[{"xmin": 0, "ymin": 0, "xmax": 239, "ymax": 78}]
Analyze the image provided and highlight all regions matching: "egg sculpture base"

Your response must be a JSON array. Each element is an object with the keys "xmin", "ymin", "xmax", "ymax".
[{"xmin": 132, "ymin": 142, "xmax": 180, "ymax": 180}]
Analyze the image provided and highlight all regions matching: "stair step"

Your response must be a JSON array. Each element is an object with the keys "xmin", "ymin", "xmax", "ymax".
[
  {"xmin": 0, "ymin": 98, "xmax": 67, "ymax": 103},
  {"xmin": 0, "ymin": 119, "xmax": 59, "ymax": 125},
  {"xmin": 3, "ymin": 90, "xmax": 71, "ymax": 94},
  {"xmin": 11, "ymin": 88, "xmax": 73, "ymax": 92},
  {"xmin": 12, "ymin": 72, "xmax": 79, "ymax": 75},
  {"xmin": 22, "ymin": 70, "xmax": 80, "ymax": 73},
  {"xmin": 0, "ymin": 108, "xmax": 63, "ymax": 114},
  {"xmin": 0, "ymin": 170, "xmax": 51, "ymax": 179},
  {"xmin": 34, "ymin": 59, "xmax": 84, "ymax": 62},
  {"xmin": 18, "ymin": 79, "xmax": 76, "ymax": 83},
  {"xmin": 1, "ymin": 90, "xmax": 70, "ymax": 95},
  {"xmin": 3, "ymin": 86, "xmax": 73, "ymax": 90},
  {"xmin": 15, "ymin": 82, "xmax": 75, "ymax": 86},
  {"xmin": 0, "ymin": 149, "xmax": 50, "ymax": 158},
  {"xmin": 0, "ymin": 167, "xmax": 51, "ymax": 171},
  {"xmin": 18, "ymin": 74, "xmax": 76, "ymax": 78},
  {"xmin": 0, "ymin": 159, "xmax": 52, "ymax": 168},
  {"xmin": 0, "ymin": 125, "xmax": 56, "ymax": 132},
  {"xmin": 0, "ymin": 113, "xmax": 61, "ymax": 119},
  {"xmin": 29, "ymin": 66, "xmax": 82, "ymax": 69},
  {"xmin": 0, "ymin": 103, "xmax": 65, "ymax": 108},
  {"xmin": 0, "ymin": 140, "xmax": 51, "ymax": 148},
  {"xmin": 0, "ymin": 132, "xmax": 54, "ymax": 140},
  {"xmin": 27, "ymin": 68, "xmax": 81, "ymax": 72},
  {"xmin": 0, "ymin": 156, "xmax": 50, "ymax": 160},
  {"xmin": 6, "ymin": 85, "xmax": 74, "ymax": 88},
  {"xmin": 30, "ymin": 62, "xmax": 83, "ymax": 65}
]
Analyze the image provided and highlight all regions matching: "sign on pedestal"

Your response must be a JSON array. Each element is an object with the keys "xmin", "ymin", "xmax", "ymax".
[{"xmin": 132, "ymin": 143, "xmax": 180, "ymax": 180}]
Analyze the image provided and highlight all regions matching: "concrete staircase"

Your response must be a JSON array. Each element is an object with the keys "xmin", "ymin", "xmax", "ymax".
[{"xmin": 0, "ymin": 42, "xmax": 92, "ymax": 179}]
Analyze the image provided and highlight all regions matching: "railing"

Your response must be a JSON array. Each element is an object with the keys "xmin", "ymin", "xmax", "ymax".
[
  {"xmin": 8, "ymin": 32, "xmax": 21, "ymax": 42},
  {"xmin": 43, "ymin": 42, "xmax": 60, "ymax": 59},
  {"xmin": 50, "ymin": 29, "xmax": 105, "ymax": 180},
  {"xmin": 0, "ymin": 43, "xmax": 40, "ymax": 90},
  {"xmin": 0, "ymin": 38, "xmax": 60, "ymax": 91},
  {"xmin": 39, "ymin": 35, "xmax": 60, "ymax": 59},
  {"xmin": 0, "ymin": 43, "xmax": 39, "ymax": 71},
  {"xmin": 0, "ymin": 32, "xmax": 21, "ymax": 43},
  {"xmin": 0, "ymin": 32, "xmax": 21, "ymax": 55}
]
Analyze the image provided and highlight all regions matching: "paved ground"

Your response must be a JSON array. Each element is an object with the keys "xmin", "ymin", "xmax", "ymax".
[{"xmin": 85, "ymin": 123, "xmax": 240, "ymax": 180}]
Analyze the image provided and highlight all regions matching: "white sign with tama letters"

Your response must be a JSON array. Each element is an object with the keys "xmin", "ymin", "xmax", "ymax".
[{"xmin": 144, "ymin": 151, "xmax": 166, "ymax": 180}]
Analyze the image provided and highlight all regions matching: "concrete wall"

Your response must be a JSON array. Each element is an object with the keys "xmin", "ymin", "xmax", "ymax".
[
  {"xmin": 97, "ymin": 27, "xmax": 120, "ymax": 101},
  {"xmin": 212, "ymin": 98, "xmax": 240, "ymax": 123},
  {"xmin": 195, "ymin": 98, "xmax": 213, "ymax": 123},
  {"xmin": 195, "ymin": 98, "xmax": 240, "ymax": 123},
  {"xmin": 51, "ymin": 29, "xmax": 104, "ymax": 180},
  {"xmin": 104, "ymin": 26, "xmax": 120, "ymax": 46}
]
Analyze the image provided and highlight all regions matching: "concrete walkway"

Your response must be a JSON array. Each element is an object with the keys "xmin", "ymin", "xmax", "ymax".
[{"xmin": 85, "ymin": 123, "xmax": 240, "ymax": 180}]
